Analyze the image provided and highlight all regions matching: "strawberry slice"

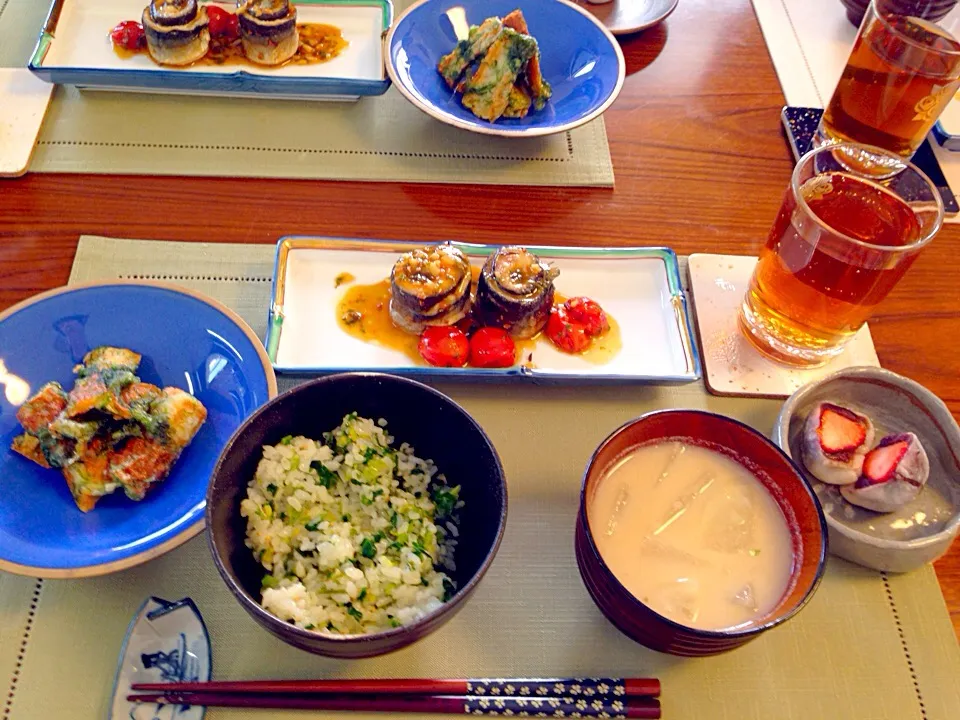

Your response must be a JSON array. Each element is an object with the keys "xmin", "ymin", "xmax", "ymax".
[
  {"xmin": 817, "ymin": 404, "xmax": 867, "ymax": 454},
  {"xmin": 860, "ymin": 437, "xmax": 911, "ymax": 486}
]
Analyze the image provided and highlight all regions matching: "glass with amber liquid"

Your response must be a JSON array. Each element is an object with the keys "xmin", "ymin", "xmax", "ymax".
[
  {"xmin": 817, "ymin": 0, "xmax": 960, "ymax": 165},
  {"xmin": 739, "ymin": 143, "xmax": 942, "ymax": 366}
]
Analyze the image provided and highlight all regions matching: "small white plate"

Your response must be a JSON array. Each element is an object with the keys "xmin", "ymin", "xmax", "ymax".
[
  {"xmin": 266, "ymin": 237, "xmax": 701, "ymax": 382},
  {"xmin": 30, "ymin": 0, "xmax": 392, "ymax": 100}
]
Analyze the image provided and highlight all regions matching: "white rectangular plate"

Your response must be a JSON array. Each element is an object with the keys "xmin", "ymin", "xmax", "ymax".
[
  {"xmin": 30, "ymin": 0, "xmax": 391, "ymax": 99},
  {"xmin": 267, "ymin": 237, "xmax": 702, "ymax": 382}
]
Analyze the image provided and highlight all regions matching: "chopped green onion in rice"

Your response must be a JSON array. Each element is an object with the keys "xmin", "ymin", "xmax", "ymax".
[{"xmin": 240, "ymin": 413, "xmax": 463, "ymax": 635}]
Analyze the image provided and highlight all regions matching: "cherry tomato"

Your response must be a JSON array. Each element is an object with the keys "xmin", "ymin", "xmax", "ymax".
[
  {"xmin": 418, "ymin": 326, "xmax": 469, "ymax": 367},
  {"xmin": 110, "ymin": 21, "xmax": 145, "ymax": 51},
  {"xmin": 206, "ymin": 6, "xmax": 240, "ymax": 39},
  {"xmin": 469, "ymin": 327, "xmax": 516, "ymax": 368},
  {"xmin": 564, "ymin": 296, "xmax": 609, "ymax": 337},
  {"xmin": 545, "ymin": 305, "xmax": 591, "ymax": 354}
]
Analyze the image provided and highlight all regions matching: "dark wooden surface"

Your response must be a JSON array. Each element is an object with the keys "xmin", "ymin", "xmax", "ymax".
[{"xmin": 1, "ymin": 0, "xmax": 958, "ymax": 637}]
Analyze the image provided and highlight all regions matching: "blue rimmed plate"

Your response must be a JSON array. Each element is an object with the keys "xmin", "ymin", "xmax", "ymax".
[
  {"xmin": 29, "ymin": 0, "xmax": 393, "ymax": 100},
  {"xmin": 0, "ymin": 282, "xmax": 277, "ymax": 578},
  {"xmin": 265, "ymin": 236, "xmax": 701, "ymax": 382},
  {"xmin": 384, "ymin": 0, "xmax": 626, "ymax": 137}
]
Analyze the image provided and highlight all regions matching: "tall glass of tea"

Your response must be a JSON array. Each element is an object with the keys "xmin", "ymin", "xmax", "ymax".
[
  {"xmin": 816, "ymin": 0, "xmax": 960, "ymax": 167},
  {"xmin": 739, "ymin": 143, "xmax": 942, "ymax": 367}
]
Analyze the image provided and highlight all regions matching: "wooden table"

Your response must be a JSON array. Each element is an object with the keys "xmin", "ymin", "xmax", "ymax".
[{"xmin": 1, "ymin": 0, "xmax": 958, "ymax": 637}]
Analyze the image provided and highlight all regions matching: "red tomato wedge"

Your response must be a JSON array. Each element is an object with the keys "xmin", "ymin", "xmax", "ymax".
[
  {"xmin": 110, "ymin": 21, "xmax": 145, "ymax": 51},
  {"xmin": 206, "ymin": 6, "xmax": 239, "ymax": 39},
  {"xmin": 469, "ymin": 327, "xmax": 516, "ymax": 368},
  {"xmin": 545, "ymin": 305, "xmax": 591, "ymax": 354},
  {"xmin": 418, "ymin": 326, "xmax": 469, "ymax": 367},
  {"xmin": 564, "ymin": 296, "xmax": 609, "ymax": 337}
]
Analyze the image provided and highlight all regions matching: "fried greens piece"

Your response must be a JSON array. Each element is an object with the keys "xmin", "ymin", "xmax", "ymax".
[
  {"xmin": 151, "ymin": 387, "xmax": 208, "ymax": 450},
  {"xmin": 502, "ymin": 9, "xmax": 552, "ymax": 110},
  {"xmin": 118, "ymin": 382, "xmax": 165, "ymax": 435},
  {"xmin": 65, "ymin": 347, "xmax": 141, "ymax": 418},
  {"xmin": 437, "ymin": 16, "xmax": 503, "ymax": 88},
  {"xmin": 109, "ymin": 436, "xmax": 177, "ymax": 502},
  {"xmin": 11, "ymin": 434, "xmax": 50, "ymax": 468},
  {"xmin": 502, "ymin": 84, "xmax": 532, "ymax": 119},
  {"xmin": 79, "ymin": 346, "xmax": 142, "ymax": 374},
  {"xmin": 9, "ymin": 346, "xmax": 208, "ymax": 512},
  {"xmin": 61, "ymin": 436, "xmax": 120, "ymax": 513},
  {"xmin": 15, "ymin": 382, "xmax": 67, "ymax": 435},
  {"xmin": 461, "ymin": 28, "xmax": 538, "ymax": 122},
  {"xmin": 105, "ymin": 387, "xmax": 206, "ymax": 502}
]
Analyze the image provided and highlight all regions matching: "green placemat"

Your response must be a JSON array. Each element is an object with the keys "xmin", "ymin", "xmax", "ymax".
[
  {"xmin": 5, "ymin": 234, "xmax": 959, "ymax": 719},
  {"xmin": 0, "ymin": 0, "xmax": 614, "ymax": 186}
]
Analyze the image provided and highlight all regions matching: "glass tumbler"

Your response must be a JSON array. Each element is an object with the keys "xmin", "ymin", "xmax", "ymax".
[
  {"xmin": 816, "ymin": 0, "xmax": 960, "ymax": 169},
  {"xmin": 739, "ymin": 142, "xmax": 942, "ymax": 367}
]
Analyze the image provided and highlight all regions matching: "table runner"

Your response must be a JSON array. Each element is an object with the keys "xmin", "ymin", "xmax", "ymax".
[
  {"xmin": 1, "ymin": 234, "xmax": 957, "ymax": 719},
  {"xmin": 0, "ymin": 0, "xmax": 614, "ymax": 186},
  {"xmin": 749, "ymin": 0, "xmax": 960, "ymax": 222}
]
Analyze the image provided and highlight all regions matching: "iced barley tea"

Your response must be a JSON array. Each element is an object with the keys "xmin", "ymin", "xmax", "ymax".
[
  {"xmin": 740, "ymin": 172, "xmax": 925, "ymax": 365},
  {"xmin": 821, "ymin": 9, "xmax": 960, "ymax": 158}
]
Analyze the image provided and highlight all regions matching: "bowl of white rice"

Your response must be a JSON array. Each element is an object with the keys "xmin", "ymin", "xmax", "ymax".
[{"xmin": 206, "ymin": 372, "xmax": 507, "ymax": 658}]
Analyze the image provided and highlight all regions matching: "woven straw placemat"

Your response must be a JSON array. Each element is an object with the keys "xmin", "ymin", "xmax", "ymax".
[
  {"xmin": 1, "ymin": 235, "xmax": 957, "ymax": 719},
  {"xmin": 0, "ymin": 0, "xmax": 613, "ymax": 185}
]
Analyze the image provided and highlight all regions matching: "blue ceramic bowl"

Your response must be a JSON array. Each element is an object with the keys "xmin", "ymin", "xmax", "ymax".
[
  {"xmin": 385, "ymin": 0, "xmax": 626, "ymax": 137},
  {"xmin": 0, "ymin": 282, "xmax": 277, "ymax": 578}
]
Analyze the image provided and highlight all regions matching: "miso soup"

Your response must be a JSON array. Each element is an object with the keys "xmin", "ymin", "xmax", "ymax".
[{"xmin": 588, "ymin": 441, "xmax": 794, "ymax": 631}]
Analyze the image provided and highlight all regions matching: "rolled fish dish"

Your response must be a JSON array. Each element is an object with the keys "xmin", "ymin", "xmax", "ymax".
[
  {"xmin": 142, "ymin": 0, "xmax": 210, "ymax": 66},
  {"xmin": 389, "ymin": 243, "xmax": 474, "ymax": 334},
  {"xmin": 475, "ymin": 246, "xmax": 559, "ymax": 338},
  {"xmin": 237, "ymin": 0, "xmax": 299, "ymax": 65}
]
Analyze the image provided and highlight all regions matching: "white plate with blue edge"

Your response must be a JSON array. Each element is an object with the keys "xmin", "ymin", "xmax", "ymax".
[
  {"xmin": 110, "ymin": 597, "xmax": 212, "ymax": 720},
  {"xmin": 266, "ymin": 236, "xmax": 702, "ymax": 382},
  {"xmin": 29, "ymin": 0, "xmax": 393, "ymax": 101},
  {"xmin": 384, "ymin": 0, "xmax": 626, "ymax": 137}
]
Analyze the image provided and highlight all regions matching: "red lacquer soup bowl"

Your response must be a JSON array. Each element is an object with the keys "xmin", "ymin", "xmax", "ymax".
[{"xmin": 575, "ymin": 409, "xmax": 828, "ymax": 656}]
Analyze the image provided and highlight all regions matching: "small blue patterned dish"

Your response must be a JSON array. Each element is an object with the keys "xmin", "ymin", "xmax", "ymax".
[
  {"xmin": 385, "ymin": 0, "xmax": 626, "ymax": 137},
  {"xmin": 109, "ymin": 597, "xmax": 212, "ymax": 720}
]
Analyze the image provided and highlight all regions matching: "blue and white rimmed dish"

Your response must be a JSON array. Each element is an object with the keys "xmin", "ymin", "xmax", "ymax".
[
  {"xmin": 265, "ymin": 236, "xmax": 701, "ymax": 382},
  {"xmin": 109, "ymin": 596, "xmax": 212, "ymax": 720},
  {"xmin": 0, "ymin": 282, "xmax": 277, "ymax": 578},
  {"xmin": 29, "ymin": 0, "xmax": 393, "ymax": 101},
  {"xmin": 384, "ymin": 0, "xmax": 626, "ymax": 137}
]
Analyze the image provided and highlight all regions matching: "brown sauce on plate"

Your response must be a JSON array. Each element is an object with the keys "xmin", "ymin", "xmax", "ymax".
[
  {"xmin": 336, "ymin": 271, "xmax": 622, "ymax": 368},
  {"xmin": 113, "ymin": 23, "xmax": 347, "ymax": 68}
]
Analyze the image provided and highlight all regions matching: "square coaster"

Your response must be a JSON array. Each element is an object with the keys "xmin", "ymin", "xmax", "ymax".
[
  {"xmin": 688, "ymin": 253, "xmax": 880, "ymax": 398},
  {"xmin": 0, "ymin": 69, "xmax": 53, "ymax": 178}
]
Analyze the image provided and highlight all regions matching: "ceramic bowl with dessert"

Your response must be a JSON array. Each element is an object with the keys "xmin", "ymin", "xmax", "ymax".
[
  {"xmin": 575, "ymin": 409, "xmax": 828, "ymax": 656},
  {"xmin": 774, "ymin": 366, "xmax": 960, "ymax": 573}
]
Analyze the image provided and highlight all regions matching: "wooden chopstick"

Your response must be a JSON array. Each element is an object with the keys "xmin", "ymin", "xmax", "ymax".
[
  {"xmin": 131, "ymin": 676, "xmax": 661, "ymax": 698},
  {"xmin": 127, "ymin": 692, "xmax": 662, "ymax": 718}
]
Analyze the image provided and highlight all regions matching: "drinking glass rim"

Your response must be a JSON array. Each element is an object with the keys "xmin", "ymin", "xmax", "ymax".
[
  {"xmin": 791, "ymin": 142, "xmax": 944, "ymax": 253},
  {"xmin": 870, "ymin": 0, "xmax": 960, "ymax": 57}
]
